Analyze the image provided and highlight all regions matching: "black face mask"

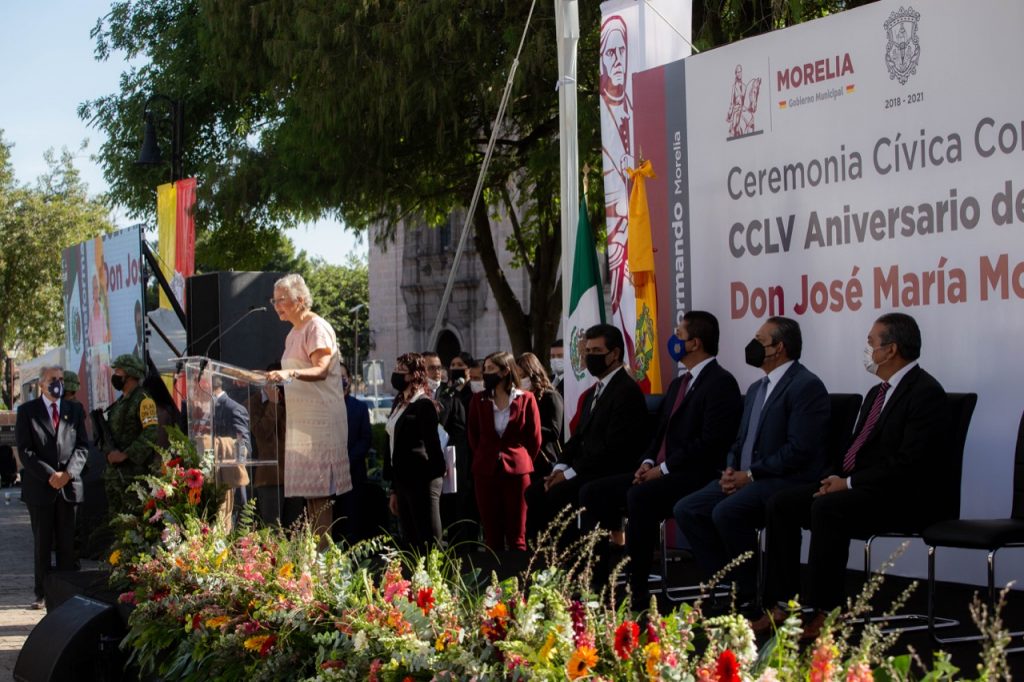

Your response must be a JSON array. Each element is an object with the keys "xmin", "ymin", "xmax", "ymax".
[
  {"xmin": 585, "ymin": 352, "xmax": 610, "ymax": 378},
  {"xmin": 744, "ymin": 339, "xmax": 774, "ymax": 368},
  {"xmin": 483, "ymin": 372, "xmax": 502, "ymax": 392},
  {"xmin": 48, "ymin": 378, "xmax": 64, "ymax": 399},
  {"xmin": 391, "ymin": 372, "xmax": 408, "ymax": 392},
  {"xmin": 111, "ymin": 374, "xmax": 126, "ymax": 392},
  {"xmin": 449, "ymin": 368, "xmax": 466, "ymax": 383}
]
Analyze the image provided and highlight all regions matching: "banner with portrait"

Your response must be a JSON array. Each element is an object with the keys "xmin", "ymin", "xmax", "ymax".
[
  {"xmin": 63, "ymin": 225, "xmax": 146, "ymax": 416},
  {"xmin": 597, "ymin": 0, "xmax": 691, "ymax": 386},
  {"xmin": 632, "ymin": 0, "xmax": 1024, "ymax": 584}
]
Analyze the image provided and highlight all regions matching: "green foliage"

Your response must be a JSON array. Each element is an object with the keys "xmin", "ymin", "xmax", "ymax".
[
  {"xmin": 81, "ymin": 1, "xmax": 608, "ymax": 360},
  {"xmin": 0, "ymin": 132, "xmax": 112, "ymax": 404},
  {"xmin": 692, "ymin": 0, "xmax": 876, "ymax": 50},
  {"xmin": 304, "ymin": 255, "xmax": 370, "ymax": 371}
]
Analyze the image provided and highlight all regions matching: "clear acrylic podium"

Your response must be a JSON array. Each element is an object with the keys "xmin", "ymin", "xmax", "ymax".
[{"xmin": 179, "ymin": 357, "xmax": 283, "ymax": 527}]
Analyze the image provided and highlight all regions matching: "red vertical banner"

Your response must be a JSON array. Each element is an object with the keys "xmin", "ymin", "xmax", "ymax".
[{"xmin": 174, "ymin": 178, "xmax": 197, "ymax": 302}]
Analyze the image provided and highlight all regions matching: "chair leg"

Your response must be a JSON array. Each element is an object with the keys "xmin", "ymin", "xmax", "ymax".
[{"xmin": 655, "ymin": 519, "xmax": 729, "ymax": 604}]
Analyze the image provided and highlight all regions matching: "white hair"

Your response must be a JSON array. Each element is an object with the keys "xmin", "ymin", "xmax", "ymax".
[
  {"xmin": 40, "ymin": 365, "xmax": 64, "ymax": 376},
  {"xmin": 274, "ymin": 273, "xmax": 313, "ymax": 312}
]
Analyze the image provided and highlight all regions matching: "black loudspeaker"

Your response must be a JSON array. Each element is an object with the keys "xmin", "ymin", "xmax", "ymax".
[
  {"xmin": 186, "ymin": 271, "xmax": 291, "ymax": 370},
  {"xmin": 14, "ymin": 595, "xmax": 125, "ymax": 682}
]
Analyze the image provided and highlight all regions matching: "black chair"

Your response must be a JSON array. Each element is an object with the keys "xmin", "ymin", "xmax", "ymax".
[
  {"xmin": 855, "ymin": 392, "xmax": 977, "ymax": 633},
  {"xmin": 922, "ymin": 407, "xmax": 1024, "ymax": 649},
  {"xmin": 755, "ymin": 393, "xmax": 862, "ymax": 607}
]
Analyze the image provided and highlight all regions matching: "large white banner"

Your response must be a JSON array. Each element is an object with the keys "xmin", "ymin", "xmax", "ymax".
[
  {"xmin": 63, "ymin": 226, "xmax": 146, "ymax": 415},
  {"xmin": 634, "ymin": 0, "xmax": 1024, "ymax": 585},
  {"xmin": 598, "ymin": 0, "xmax": 691, "ymax": 386}
]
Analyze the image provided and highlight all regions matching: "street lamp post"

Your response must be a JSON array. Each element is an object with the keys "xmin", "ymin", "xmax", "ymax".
[
  {"xmin": 136, "ymin": 95, "xmax": 185, "ymax": 182},
  {"xmin": 349, "ymin": 303, "xmax": 366, "ymax": 381}
]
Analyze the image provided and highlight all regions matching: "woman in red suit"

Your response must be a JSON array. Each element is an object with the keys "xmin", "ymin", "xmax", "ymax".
[{"xmin": 467, "ymin": 351, "xmax": 542, "ymax": 551}]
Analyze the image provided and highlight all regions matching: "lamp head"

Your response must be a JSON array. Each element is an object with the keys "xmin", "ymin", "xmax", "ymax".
[{"xmin": 136, "ymin": 111, "xmax": 163, "ymax": 166}]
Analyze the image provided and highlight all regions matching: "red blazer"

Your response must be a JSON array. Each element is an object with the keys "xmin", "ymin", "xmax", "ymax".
[{"xmin": 467, "ymin": 390, "xmax": 542, "ymax": 476}]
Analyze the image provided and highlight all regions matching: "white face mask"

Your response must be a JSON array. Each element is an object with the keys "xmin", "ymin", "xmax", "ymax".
[
  {"xmin": 862, "ymin": 345, "xmax": 879, "ymax": 375},
  {"xmin": 469, "ymin": 380, "xmax": 485, "ymax": 394},
  {"xmin": 426, "ymin": 377, "xmax": 441, "ymax": 392},
  {"xmin": 550, "ymin": 357, "xmax": 564, "ymax": 374},
  {"xmin": 520, "ymin": 377, "xmax": 533, "ymax": 391}
]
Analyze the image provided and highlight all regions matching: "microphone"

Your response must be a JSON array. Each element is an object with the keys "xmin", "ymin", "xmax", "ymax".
[
  {"xmin": 190, "ymin": 305, "xmax": 267, "ymax": 351},
  {"xmin": 197, "ymin": 306, "xmax": 268, "ymax": 374}
]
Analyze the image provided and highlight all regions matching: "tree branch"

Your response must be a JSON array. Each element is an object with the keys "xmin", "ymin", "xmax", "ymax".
[{"xmin": 499, "ymin": 185, "xmax": 535, "ymax": 280}]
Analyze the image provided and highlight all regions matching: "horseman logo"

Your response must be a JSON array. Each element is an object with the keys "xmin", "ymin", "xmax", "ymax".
[
  {"xmin": 884, "ymin": 6, "xmax": 921, "ymax": 85},
  {"xmin": 726, "ymin": 64, "xmax": 762, "ymax": 141}
]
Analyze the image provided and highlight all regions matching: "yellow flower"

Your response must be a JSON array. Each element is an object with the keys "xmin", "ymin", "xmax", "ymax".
[
  {"xmin": 538, "ymin": 631, "xmax": 558, "ymax": 664},
  {"xmin": 205, "ymin": 615, "xmax": 230, "ymax": 628},
  {"xmin": 108, "ymin": 549, "xmax": 122, "ymax": 566},
  {"xmin": 644, "ymin": 642, "xmax": 661, "ymax": 678},
  {"xmin": 243, "ymin": 634, "xmax": 271, "ymax": 652},
  {"xmin": 278, "ymin": 562, "xmax": 294, "ymax": 579},
  {"xmin": 214, "ymin": 549, "xmax": 228, "ymax": 569},
  {"xmin": 567, "ymin": 645, "xmax": 598, "ymax": 680}
]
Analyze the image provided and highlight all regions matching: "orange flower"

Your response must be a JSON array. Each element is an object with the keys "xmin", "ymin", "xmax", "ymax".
[
  {"xmin": 416, "ymin": 587, "xmax": 435, "ymax": 615},
  {"xmin": 567, "ymin": 645, "xmax": 598, "ymax": 680},
  {"xmin": 644, "ymin": 642, "xmax": 661, "ymax": 678},
  {"xmin": 243, "ymin": 634, "xmax": 276, "ymax": 657},
  {"xmin": 187, "ymin": 486, "xmax": 202, "ymax": 505}
]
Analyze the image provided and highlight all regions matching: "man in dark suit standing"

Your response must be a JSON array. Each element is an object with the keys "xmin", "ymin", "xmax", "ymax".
[
  {"xmin": 579, "ymin": 311, "xmax": 743, "ymax": 609},
  {"xmin": 674, "ymin": 316, "xmax": 829, "ymax": 606},
  {"xmin": 15, "ymin": 365, "xmax": 89, "ymax": 609},
  {"xmin": 759, "ymin": 312, "xmax": 947, "ymax": 638},
  {"xmin": 526, "ymin": 323, "xmax": 647, "ymax": 534}
]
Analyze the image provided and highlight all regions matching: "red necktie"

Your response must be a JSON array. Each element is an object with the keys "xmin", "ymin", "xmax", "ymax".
[
  {"xmin": 842, "ymin": 382, "xmax": 891, "ymax": 473},
  {"xmin": 51, "ymin": 403, "xmax": 60, "ymax": 431},
  {"xmin": 655, "ymin": 372, "xmax": 692, "ymax": 465}
]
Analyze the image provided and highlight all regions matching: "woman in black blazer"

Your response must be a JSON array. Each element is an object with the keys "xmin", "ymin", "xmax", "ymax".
[
  {"xmin": 384, "ymin": 352, "xmax": 446, "ymax": 549},
  {"xmin": 516, "ymin": 353, "xmax": 564, "ymax": 539}
]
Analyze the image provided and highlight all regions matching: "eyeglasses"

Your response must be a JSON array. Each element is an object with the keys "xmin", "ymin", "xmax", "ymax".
[{"xmin": 269, "ymin": 297, "xmax": 290, "ymax": 306}]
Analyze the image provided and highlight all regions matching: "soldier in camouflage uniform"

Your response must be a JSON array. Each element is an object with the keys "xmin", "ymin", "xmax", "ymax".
[{"xmin": 102, "ymin": 354, "xmax": 160, "ymax": 519}]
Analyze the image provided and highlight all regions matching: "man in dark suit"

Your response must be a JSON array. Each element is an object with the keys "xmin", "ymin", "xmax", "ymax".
[
  {"xmin": 526, "ymin": 323, "xmax": 647, "ymax": 534},
  {"xmin": 759, "ymin": 312, "xmax": 947, "ymax": 638},
  {"xmin": 674, "ymin": 316, "xmax": 829, "ymax": 606},
  {"xmin": 579, "ymin": 311, "xmax": 743, "ymax": 609},
  {"xmin": 15, "ymin": 365, "xmax": 89, "ymax": 609}
]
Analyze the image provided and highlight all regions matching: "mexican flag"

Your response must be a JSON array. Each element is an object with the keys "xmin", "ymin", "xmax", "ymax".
[
  {"xmin": 627, "ymin": 159, "xmax": 662, "ymax": 395},
  {"xmin": 565, "ymin": 195, "xmax": 606, "ymax": 432}
]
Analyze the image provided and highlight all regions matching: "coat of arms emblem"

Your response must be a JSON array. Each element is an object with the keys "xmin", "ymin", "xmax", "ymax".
[{"xmin": 884, "ymin": 6, "xmax": 921, "ymax": 85}]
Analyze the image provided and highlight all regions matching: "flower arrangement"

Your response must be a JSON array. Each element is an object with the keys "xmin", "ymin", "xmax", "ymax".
[
  {"xmin": 112, "ymin": 500, "xmax": 1016, "ymax": 682},
  {"xmin": 107, "ymin": 426, "xmax": 226, "ymax": 586}
]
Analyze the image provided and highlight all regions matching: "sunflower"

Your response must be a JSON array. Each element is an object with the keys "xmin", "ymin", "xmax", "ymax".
[{"xmin": 567, "ymin": 645, "xmax": 598, "ymax": 680}]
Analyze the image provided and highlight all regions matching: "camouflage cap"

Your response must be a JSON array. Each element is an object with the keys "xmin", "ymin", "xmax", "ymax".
[
  {"xmin": 62, "ymin": 371, "xmax": 80, "ymax": 392},
  {"xmin": 111, "ymin": 353, "xmax": 146, "ymax": 379}
]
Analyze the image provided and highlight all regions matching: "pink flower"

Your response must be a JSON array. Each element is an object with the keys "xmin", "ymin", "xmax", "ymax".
[
  {"xmin": 117, "ymin": 591, "xmax": 136, "ymax": 605},
  {"xmin": 383, "ymin": 578, "xmax": 411, "ymax": 604},
  {"xmin": 369, "ymin": 658, "xmax": 383, "ymax": 682},
  {"xmin": 846, "ymin": 662, "xmax": 874, "ymax": 682}
]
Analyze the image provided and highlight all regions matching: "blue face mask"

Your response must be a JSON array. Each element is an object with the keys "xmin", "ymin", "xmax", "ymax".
[
  {"xmin": 666, "ymin": 335, "xmax": 689, "ymax": 363},
  {"xmin": 48, "ymin": 378, "xmax": 64, "ymax": 399}
]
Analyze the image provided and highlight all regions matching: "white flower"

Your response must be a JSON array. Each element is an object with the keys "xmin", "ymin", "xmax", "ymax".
[{"xmin": 353, "ymin": 630, "xmax": 368, "ymax": 651}]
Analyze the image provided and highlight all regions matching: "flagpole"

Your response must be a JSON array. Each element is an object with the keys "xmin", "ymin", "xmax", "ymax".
[{"xmin": 556, "ymin": 0, "xmax": 580, "ymax": 336}]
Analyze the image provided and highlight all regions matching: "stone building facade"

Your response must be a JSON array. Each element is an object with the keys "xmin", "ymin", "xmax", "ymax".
[{"xmin": 367, "ymin": 211, "xmax": 532, "ymax": 369}]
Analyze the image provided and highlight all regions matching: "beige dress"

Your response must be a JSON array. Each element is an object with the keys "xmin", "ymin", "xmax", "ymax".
[{"xmin": 281, "ymin": 315, "xmax": 350, "ymax": 498}]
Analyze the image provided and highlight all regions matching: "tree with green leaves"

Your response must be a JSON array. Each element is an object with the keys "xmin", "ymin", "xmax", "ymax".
[
  {"xmin": 0, "ymin": 133, "xmax": 113, "ymax": 407},
  {"xmin": 81, "ymin": 1, "xmax": 872, "ymax": 364}
]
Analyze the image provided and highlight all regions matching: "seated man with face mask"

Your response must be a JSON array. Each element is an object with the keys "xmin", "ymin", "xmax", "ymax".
[
  {"xmin": 759, "ymin": 312, "xmax": 948, "ymax": 639},
  {"xmin": 524, "ymin": 324, "xmax": 648, "ymax": 540},
  {"xmin": 674, "ymin": 316, "xmax": 830, "ymax": 609}
]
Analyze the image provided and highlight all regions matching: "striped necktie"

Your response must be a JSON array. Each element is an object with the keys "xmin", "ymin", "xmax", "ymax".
[{"xmin": 842, "ymin": 382, "xmax": 891, "ymax": 473}]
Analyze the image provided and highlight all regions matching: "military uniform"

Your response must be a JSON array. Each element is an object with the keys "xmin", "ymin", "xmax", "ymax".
[{"xmin": 102, "ymin": 355, "xmax": 160, "ymax": 517}]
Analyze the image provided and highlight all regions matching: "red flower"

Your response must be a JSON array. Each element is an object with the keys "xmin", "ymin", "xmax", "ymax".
[
  {"xmin": 190, "ymin": 613, "xmax": 201, "ymax": 631},
  {"xmin": 167, "ymin": 457, "xmax": 182, "ymax": 468},
  {"xmin": 416, "ymin": 587, "xmax": 435, "ymax": 615},
  {"xmin": 143, "ymin": 498, "xmax": 156, "ymax": 512},
  {"xmin": 614, "ymin": 620, "xmax": 641, "ymax": 659},
  {"xmin": 321, "ymin": 660, "xmax": 345, "ymax": 670},
  {"xmin": 184, "ymin": 468, "xmax": 204, "ymax": 489},
  {"xmin": 646, "ymin": 620, "xmax": 660, "ymax": 644},
  {"xmin": 716, "ymin": 650, "xmax": 741, "ymax": 682}
]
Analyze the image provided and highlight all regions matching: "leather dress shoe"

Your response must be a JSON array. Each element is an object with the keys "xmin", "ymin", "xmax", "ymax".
[
  {"xmin": 749, "ymin": 605, "xmax": 788, "ymax": 636},
  {"xmin": 800, "ymin": 610, "xmax": 829, "ymax": 641}
]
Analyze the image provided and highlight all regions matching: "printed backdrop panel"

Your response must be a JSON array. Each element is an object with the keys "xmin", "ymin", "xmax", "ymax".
[{"xmin": 634, "ymin": 0, "xmax": 1024, "ymax": 585}]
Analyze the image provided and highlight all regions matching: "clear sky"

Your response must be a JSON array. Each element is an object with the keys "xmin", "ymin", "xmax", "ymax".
[{"xmin": 0, "ymin": 0, "xmax": 366, "ymax": 265}]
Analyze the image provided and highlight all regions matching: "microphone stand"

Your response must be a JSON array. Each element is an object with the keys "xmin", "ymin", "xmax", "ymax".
[{"xmin": 197, "ymin": 306, "xmax": 268, "ymax": 378}]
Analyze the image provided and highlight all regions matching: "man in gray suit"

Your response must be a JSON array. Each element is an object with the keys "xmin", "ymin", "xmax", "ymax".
[
  {"xmin": 674, "ymin": 317, "xmax": 829, "ymax": 606},
  {"xmin": 15, "ymin": 365, "xmax": 89, "ymax": 609}
]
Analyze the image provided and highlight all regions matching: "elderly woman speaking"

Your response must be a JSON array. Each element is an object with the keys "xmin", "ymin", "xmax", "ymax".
[{"xmin": 266, "ymin": 273, "xmax": 349, "ymax": 544}]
